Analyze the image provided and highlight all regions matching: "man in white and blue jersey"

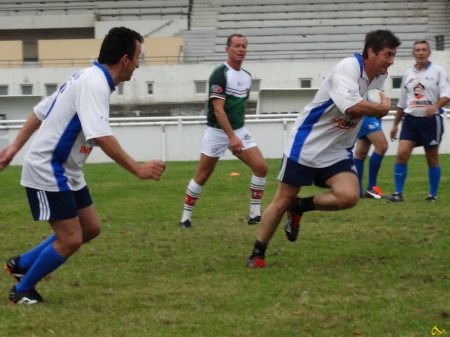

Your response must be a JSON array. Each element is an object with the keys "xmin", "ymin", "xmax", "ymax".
[
  {"xmin": 0, "ymin": 27, "xmax": 165, "ymax": 304},
  {"xmin": 388, "ymin": 41, "xmax": 450, "ymax": 202},
  {"xmin": 247, "ymin": 30, "xmax": 401, "ymax": 268}
]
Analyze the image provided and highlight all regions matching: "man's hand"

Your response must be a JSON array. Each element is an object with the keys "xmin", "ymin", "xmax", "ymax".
[
  {"xmin": 229, "ymin": 134, "xmax": 244, "ymax": 155},
  {"xmin": 135, "ymin": 160, "xmax": 166, "ymax": 180},
  {"xmin": 372, "ymin": 92, "xmax": 391, "ymax": 118},
  {"xmin": 0, "ymin": 144, "xmax": 20, "ymax": 171},
  {"xmin": 390, "ymin": 125, "xmax": 398, "ymax": 141},
  {"xmin": 425, "ymin": 104, "xmax": 438, "ymax": 118}
]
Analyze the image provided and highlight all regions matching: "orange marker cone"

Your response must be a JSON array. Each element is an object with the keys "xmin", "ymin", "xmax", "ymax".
[{"xmin": 230, "ymin": 172, "xmax": 240, "ymax": 177}]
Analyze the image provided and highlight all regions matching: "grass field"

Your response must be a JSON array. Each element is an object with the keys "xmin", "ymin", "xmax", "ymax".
[{"xmin": 0, "ymin": 155, "xmax": 449, "ymax": 337}]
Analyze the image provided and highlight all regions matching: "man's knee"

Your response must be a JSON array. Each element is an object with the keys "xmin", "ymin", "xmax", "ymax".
[
  {"xmin": 335, "ymin": 192, "xmax": 359, "ymax": 209},
  {"xmin": 83, "ymin": 225, "xmax": 101, "ymax": 243},
  {"xmin": 254, "ymin": 162, "xmax": 268, "ymax": 177}
]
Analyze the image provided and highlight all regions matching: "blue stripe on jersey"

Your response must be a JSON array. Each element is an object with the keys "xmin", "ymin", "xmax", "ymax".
[
  {"xmin": 289, "ymin": 99, "xmax": 334, "ymax": 161},
  {"xmin": 94, "ymin": 62, "xmax": 115, "ymax": 92},
  {"xmin": 51, "ymin": 114, "xmax": 82, "ymax": 191},
  {"xmin": 44, "ymin": 96, "xmax": 58, "ymax": 120},
  {"xmin": 354, "ymin": 53, "xmax": 363, "ymax": 77}
]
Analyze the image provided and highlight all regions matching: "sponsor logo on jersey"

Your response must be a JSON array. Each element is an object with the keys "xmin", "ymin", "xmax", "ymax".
[
  {"xmin": 211, "ymin": 85, "xmax": 223, "ymax": 93},
  {"xmin": 330, "ymin": 117, "xmax": 359, "ymax": 130},
  {"xmin": 79, "ymin": 145, "xmax": 92, "ymax": 155},
  {"xmin": 414, "ymin": 82, "xmax": 425, "ymax": 99}
]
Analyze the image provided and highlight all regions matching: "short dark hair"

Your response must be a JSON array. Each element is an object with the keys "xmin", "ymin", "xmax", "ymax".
[
  {"xmin": 413, "ymin": 40, "xmax": 430, "ymax": 51},
  {"xmin": 362, "ymin": 30, "xmax": 401, "ymax": 59},
  {"xmin": 227, "ymin": 34, "xmax": 247, "ymax": 47},
  {"xmin": 98, "ymin": 27, "xmax": 144, "ymax": 65}
]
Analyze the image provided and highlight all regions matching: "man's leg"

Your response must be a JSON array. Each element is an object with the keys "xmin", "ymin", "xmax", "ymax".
[
  {"xmin": 235, "ymin": 146, "xmax": 268, "ymax": 224},
  {"xmin": 424, "ymin": 146, "xmax": 440, "ymax": 199},
  {"xmin": 366, "ymin": 131, "xmax": 388, "ymax": 192},
  {"xmin": 4, "ymin": 234, "xmax": 57, "ymax": 286},
  {"xmin": 388, "ymin": 140, "xmax": 414, "ymax": 201},
  {"xmin": 247, "ymin": 182, "xmax": 300, "ymax": 267},
  {"xmin": 11, "ymin": 217, "xmax": 83, "ymax": 304},
  {"xmin": 8, "ymin": 188, "xmax": 99, "ymax": 276},
  {"xmin": 312, "ymin": 172, "xmax": 360, "ymax": 211},
  {"xmin": 353, "ymin": 137, "xmax": 371, "ymax": 197},
  {"xmin": 179, "ymin": 154, "xmax": 219, "ymax": 227}
]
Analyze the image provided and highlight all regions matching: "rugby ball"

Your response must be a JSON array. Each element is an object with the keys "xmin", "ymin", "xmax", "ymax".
[{"xmin": 364, "ymin": 89, "xmax": 382, "ymax": 104}]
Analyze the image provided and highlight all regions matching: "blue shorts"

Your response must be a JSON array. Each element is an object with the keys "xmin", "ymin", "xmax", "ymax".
[
  {"xmin": 278, "ymin": 155, "xmax": 357, "ymax": 188},
  {"xmin": 400, "ymin": 114, "xmax": 443, "ymax": 148},
  {"xmin": 25, "ymin": 186, "xmax": 93, "ymax": 221},
  {"xmin": 357, "ymin": 116, "xmax": 382, "ymax": 139}
]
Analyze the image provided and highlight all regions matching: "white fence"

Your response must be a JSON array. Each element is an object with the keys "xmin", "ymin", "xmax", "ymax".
[{"xmin": 2, "ymin": 111, "xmax": 450, "ymax": 166}]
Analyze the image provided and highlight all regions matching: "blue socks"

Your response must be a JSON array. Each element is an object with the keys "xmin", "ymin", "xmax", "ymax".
[
  {"xmin": 16, "ymin": 244, "xmax": 66, "ymax": 293},
  {"xmin": 354, "ymin": 158, "xmax": 364, "ymax": 196},
  {"xmin": 428, "ymin": 166, "xmax": 441, "ymax": 196},
  {"xmin": 18, "ymin": 233, "xmax": 57, "ymax": 269},
  {"xmin": 394, "ymin": 163, "xmax": 407, "ymax": 194},
  {"xmin": 368, "ymin": 152, "xmax": 384, "ymax": 189}
]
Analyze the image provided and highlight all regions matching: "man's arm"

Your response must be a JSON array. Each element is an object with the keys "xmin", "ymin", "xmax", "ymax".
[
  {"xmin": 390, "ymin": 107, "xmax": 405, "ymax": 141},
  {"xmin": 345, "ymin": 92, "xmax": 391, "ymax": 118},
  {"xmin": 94, "ymin": 135, "xmax": 165, "ymax": 180},
  {"xmin": 0, "ymin": 112, "xmax": 42, "ymax": 171},
  {"xmin": 212, "ymin": 98, "xmax": 243, "ymax": 154},
  {"xmin": 425, "ymin": 96, "xmax": 450, "ymax": 117}
]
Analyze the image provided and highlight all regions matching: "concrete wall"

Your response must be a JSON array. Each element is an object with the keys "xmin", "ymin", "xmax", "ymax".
[
  {"xmin": 2, "ymin": 112, "xmax": 450, "ymax": 167},
  {"xmin": 95, "ymin": 20, "xmax": 188, "ymax": 39},
  {"xmin": 0, "ymin": 14, "xmax": 96, "ymax": 30},
  {"xmin": 0, "ymin": 51, "xmax": 449, "ymax": 105}
]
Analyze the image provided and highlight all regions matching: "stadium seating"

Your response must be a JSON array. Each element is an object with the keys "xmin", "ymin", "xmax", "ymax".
[
  {"xmin": 0, "ymin": 1, "xmax": 189, "ymax": 20},
  {"xmin": 182, "ymin": 0, "xmax": 449, "ymax": 62}
]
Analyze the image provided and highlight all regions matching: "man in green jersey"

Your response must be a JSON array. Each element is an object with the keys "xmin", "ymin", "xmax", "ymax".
[{"xmin": 178, "ymin": 34, "xmax": 268, "ymax": 228}]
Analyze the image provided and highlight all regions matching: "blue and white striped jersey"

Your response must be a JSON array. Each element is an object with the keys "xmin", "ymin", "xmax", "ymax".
[
  {"xmin": 284, "ymin": 54, "xmax": 387, "ymax": 168},
  {"xmin": 21, "ymin": 62, "xmax": 115, "ymax": 192}
]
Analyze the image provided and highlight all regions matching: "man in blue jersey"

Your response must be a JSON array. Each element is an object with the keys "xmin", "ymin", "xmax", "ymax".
[
  {"xmin": 178, "ymin": 34, "xmax": 268, "ymax": 228},
  {"xmin": 387, "ymin": 41, "xmax": 450, "ymax": 202},
  {"xmin": 0, "ymin": 27, "xmax": 165, "ymax": 304},
  {"xmin": 246, "ymin": 30, "xmax": 401, "ymax": 268},
  {"xmin": 354, "ymin": 116, "xmax": 388, "ymax": 199}
]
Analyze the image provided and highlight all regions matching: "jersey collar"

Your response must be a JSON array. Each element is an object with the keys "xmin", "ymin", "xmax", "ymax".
[
  {"xmin": 94, "ymin": 61, "xmax": 116, "ymax": 92},
  {"xmin": 413, "ymin": 61, "xmax": 432, "ymax": 72},
  {"xmin": 354, "ymin": 53, "xmax": 369, "ymax": 80}
]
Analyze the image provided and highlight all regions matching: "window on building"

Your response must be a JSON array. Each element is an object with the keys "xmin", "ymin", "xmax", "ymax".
[
  {"xmin": 195, "ymin": 81, "xmax": 207, "ymax": 94},
  {"xmin": 436, "ymin": 35, "xmax": 445, "ymax": 51},
  {"xmin": 0, "ymin": 85, "xmax": 8, "ymax": 95},
  {"xmin": 392, "ymin": 77, "xmax": 402, "ymax": 89},
  {"xmin": 251, "ymin": 79, "xmax": 260, "ymax": 92},
  {"xmin": 21, "ymin": 84, "xmax": 33, "ymax": 95},
  {"xmin": 118, "ymin": 83, "xmax": 124, "ymax": 96},
  {"xmin": 300, "ymin": 79, "xmax": 312, "ymax": 88},
  {"xmin": 147, "ymin": 82, "xmax": 154, "ymax": 95},
  {"xmin": 45, "ymin": 84, "xmax": 57, "ymax": 96}
]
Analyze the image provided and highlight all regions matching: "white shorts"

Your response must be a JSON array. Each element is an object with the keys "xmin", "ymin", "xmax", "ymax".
[{"xmin": 201, "ymin": 126, "xmax": 257, "ymax": 157}]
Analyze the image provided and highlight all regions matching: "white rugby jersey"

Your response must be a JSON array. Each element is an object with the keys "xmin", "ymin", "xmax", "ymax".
[
  {"xmin": 397, "ymin": 61, "xmax": 450, "ymax": 117},
  {"xmin": 285, "ymin": 54, "xmax": 387, "ymax": 167},
  {"xmin": 21, "ymin": 62, "xmax": 115, "ymax": 192}
]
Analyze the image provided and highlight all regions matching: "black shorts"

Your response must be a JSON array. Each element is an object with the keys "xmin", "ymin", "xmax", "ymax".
[
  {"xmin": 400, "ymin": 114, "xmax": 443, "ymax": 148},
  {"xmin": 278, "ymin": 155, "xmax": 357, "ymax": 188},
  {"xmin": 25, "ymin": 185, "xmax": 93, "ymax": 221}
]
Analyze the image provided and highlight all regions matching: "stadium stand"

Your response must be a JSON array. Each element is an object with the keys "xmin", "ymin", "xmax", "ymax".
[
  {"xmin": 0, "ymin": 1, "xmax": 189, "ymax": 20},
  {"xmin": 182, "ymin": 0, "xmax": 450, "ymax": 62}
]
